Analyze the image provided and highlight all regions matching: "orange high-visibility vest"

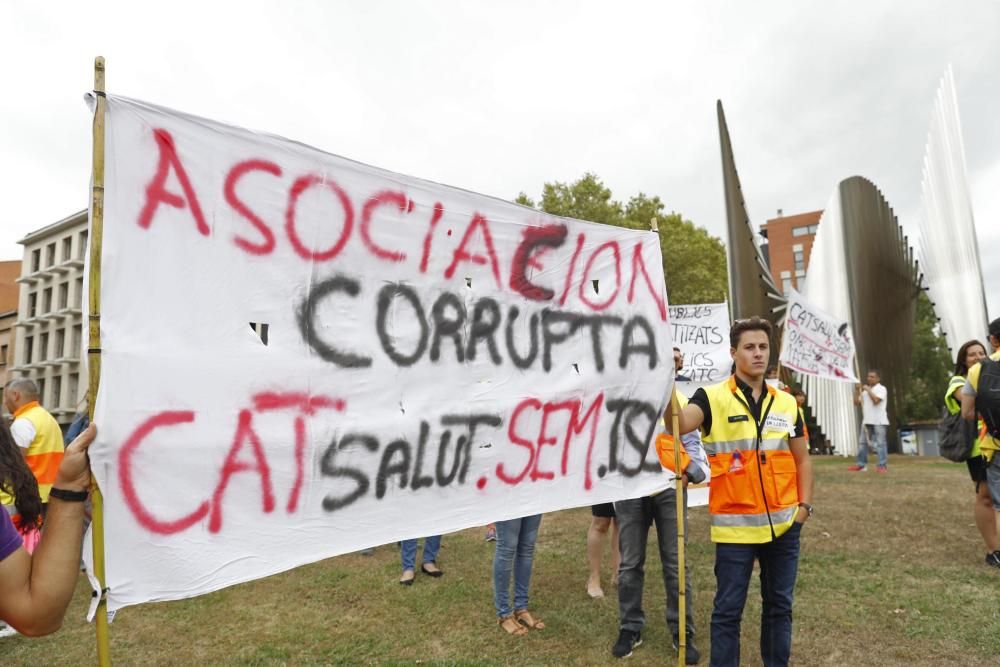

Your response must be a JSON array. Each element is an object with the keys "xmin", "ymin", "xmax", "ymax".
[
  {"xmin": 702, "ymin": 377, "xmax": 802, "ymax": 544},
  {"xmin": 12, "ymin": 401, "xmax": 64, "ymax": 503}
]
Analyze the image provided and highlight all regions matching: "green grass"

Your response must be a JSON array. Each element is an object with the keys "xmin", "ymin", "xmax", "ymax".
[{"xmin": 3, "ymin": 455, "xmax": 1000, "ymax": 665}]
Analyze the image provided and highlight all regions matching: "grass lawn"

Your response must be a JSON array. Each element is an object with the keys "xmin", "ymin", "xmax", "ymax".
[{"xmin": 4, "ymin": 455, "xmax": 1000, "ymax": 665}]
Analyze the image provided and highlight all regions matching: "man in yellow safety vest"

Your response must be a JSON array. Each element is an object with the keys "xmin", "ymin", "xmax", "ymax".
[{"xmin": 668, "ymin": 316, "xmax": 813, "ymax": 667}]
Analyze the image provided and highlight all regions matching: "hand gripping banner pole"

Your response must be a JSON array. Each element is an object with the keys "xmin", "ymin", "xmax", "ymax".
[
  {"xmin": 650, "ymin": 217, "xmax": 687, "ymax": 667},
  {"xmin": 88, "ymin": 55, "xmax": 112, "ymax": 667}
]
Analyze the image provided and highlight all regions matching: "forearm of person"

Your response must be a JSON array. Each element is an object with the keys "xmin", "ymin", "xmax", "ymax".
[
  {"xmin": 23, "ymin": 498, "xmax": 86, "ymax": 633},
  {"xmin": 665, "ymin": 403, "xmax": 703, "ymax": 436},
  {"xmin": 961, "ymin": 393, "xmax": 976, "ymax": 421},
  {"xmin": 681, "ymin": 431, "xmax": 710, "ymax": 484},
  {"xmin": 791, "ymin": 439, "xmax": 813, "ymax": 505}
]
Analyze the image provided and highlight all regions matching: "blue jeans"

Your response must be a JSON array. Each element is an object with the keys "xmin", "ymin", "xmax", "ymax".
[
  {"xmin": 614, "ymin": 490, "xmax": 695, "ymax": 641},
  {"xmin": 856, "ymin": 424, "xmax": 888, "ymax": 468},
  {"xmin": 710, "ymin": 522, "xmax": 802, "ymax": 667},
  {"xmin": 400, "ymin": 536, "xmax": 441, "ymax": 571},
  {"xmin": 493, "ymin": 514, "xmax": 542, "ymax": 617}
]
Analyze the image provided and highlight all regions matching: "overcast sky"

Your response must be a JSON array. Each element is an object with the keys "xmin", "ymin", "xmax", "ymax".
[{"xmin": 2, "ymin": 1, "xmax": 997, "ymax": 317}]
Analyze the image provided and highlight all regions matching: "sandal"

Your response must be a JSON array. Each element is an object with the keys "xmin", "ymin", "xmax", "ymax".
[
  {"xmin": 515, "ymin": 609, "xmax": 545, "ymax": 630},
  {"xmin": 498, "ymin": 615, "xmax": 528, "ymax": 636}
]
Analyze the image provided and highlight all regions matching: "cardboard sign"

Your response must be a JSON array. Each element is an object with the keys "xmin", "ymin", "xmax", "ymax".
[
  {"xmin": 668, "ymin": 303, "xmax": 730, "ymax": 388},
  {"xmin": 83, "ymin": 95, "xmax": 675, "ymax": 612},
  {"xmin": 779, "ymin": 289, "xmax": 858, "ymax": 382}
]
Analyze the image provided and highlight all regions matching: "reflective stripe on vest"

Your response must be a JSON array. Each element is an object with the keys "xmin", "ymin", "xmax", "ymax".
[
  {"xmin": 702, "ymin": 377, "xmax": 801, "ymax": 544},
  {"xmin": 13, "ymin": 402, "xmax": 65, "ymax": 503}
]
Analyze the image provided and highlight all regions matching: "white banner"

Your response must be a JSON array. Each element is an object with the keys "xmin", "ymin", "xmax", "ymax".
[
  {"xmin": 668, "ymin": 303, "xmax": 730, "ymax": 390},
  {"xmin": 83, "ymin": 95, "xmax": 676, "ymax": 612},
  {"xmin": 780, "ymin": 288, "xmax": 858, "ymax": 382}
]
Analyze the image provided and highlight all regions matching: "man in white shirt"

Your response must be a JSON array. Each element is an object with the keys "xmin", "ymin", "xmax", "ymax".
[{"xmin": 849, "ymin": 369, "xmax": 889, "ymax": 472}]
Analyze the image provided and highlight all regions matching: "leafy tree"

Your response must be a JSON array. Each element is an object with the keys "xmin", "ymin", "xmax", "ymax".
[
  {"xmin": 898, "ymin": 291, "xmax": 953, "ymax": 423},
  {"xmin": 516, "ymin": 173, "xmax": 728, "ymax": 304}
]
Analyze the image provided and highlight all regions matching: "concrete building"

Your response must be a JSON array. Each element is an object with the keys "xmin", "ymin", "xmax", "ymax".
[
  {"xmin": 0, "ymin": 260, "xmax": 21, "ymax": 399},
  {"xmin": 10, "ymin": 210, "xmax": 89, "ymax": 424},
  {"xmin": 759, "ymin": 209, "xmax": 822, "ymax": 294}
]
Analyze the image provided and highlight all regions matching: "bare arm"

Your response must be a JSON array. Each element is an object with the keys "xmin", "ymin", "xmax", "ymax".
[
  {"xmin": 0, "ymin": 424, "xmax": 95, "ymax": 636},
  {"xmin": 790, "ymin": 436, "xmax": 812, "ymax": 523},
  {"xmin": 664, "ymin": 395, "xmax": 705, "ymax": 436},
  {"xmin": 961, "ymin": 392, "xmax": 977, "ymax": 421},
  {"xmin": 853, "ymin": 385, "xmax": 863, "ymax": 406}
]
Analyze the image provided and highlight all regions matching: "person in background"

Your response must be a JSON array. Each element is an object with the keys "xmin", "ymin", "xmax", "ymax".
[
  {"xmin": 493, "ymin": 514, "xmax": 544, "ymax": 636},
  {"xmin": 765, "ymin": 366, "xmax": 786, "ymax": 391},
  {"xmin": 586, "ymin": 503, "xmax": 619, "ymax": 598},
  {"xmin": 790, "ymin": 388, "xmax": 810, "ymax": 442},
  {"xmin": 945, "ymin": 339, "xmax": 997, "ymax": 568},
  {"xmin": 674, "ymin": 347, "xmax": 692, "ymax": 382},
  {"xmin": 3, "ymin": 379, "xmax": 65, "ymax": 512},
  {"xmin": 398, "ymin": 536, "xmax": 443, "ymax": 585},
  {"xmin": 848, "ymin": 369, "xmax": 889, "ymax": 473},
  {"xmin": 0, "ymin": 423, "xmax": 95, "ymax": 636},
  {"xmin": 611, "ymin": 411, "xmax": 709, "ymax": 663},
  {"xmin": 961, "ymin": 318, "xmax": 1000, "ymax": 571}
]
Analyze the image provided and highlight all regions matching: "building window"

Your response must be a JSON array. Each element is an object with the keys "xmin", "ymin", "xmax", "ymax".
[
  {"xmin": 28, "ymin": 292, "xmax": 37, "ymax": 318},
  {"xmin": 792, "ymin": 224, "xmax": 819, "ymax": 237},
  {"xmin": 0, "ymin": 344, "xmax": 7, "ymax": 365},
  {"xmin": 42, "ymin": 287, "xmax": 53, "ymax": 314},
  {"xmin": 793, "ymin": 250, "xmax": 805, "ymax": 272},
  {"xmin": 31, "ymin": 249, "xmax": 41, "ymax": 273},
  {"xmin": 78, "ymin": 231, "xmax": 89, "ymax": 260},
  {"xmin": 58, "ymin": 282, "xmax": 69, "ymax": 310},
  {"xmin": 52, "ymin": 376, "xmax": 62, "ymax": 408},
  {"xmin": 38, "ymin": 379, "xmax": 45, "ymax": 405},
  {"xmin": 55, "ymin": 328, "xmax": 66, "ymax": 359},
  {"xmin": 72, "ymin": 326, "xmax": 82, "ymax": 358},
  {"xmin": 39, "ymin": 332, "xmax": 49, "ymax": 362},
  {"xmin": 782, "ymin": 277, "xmax": 793, "ymax": 294},
  {"xmin": 75, "ymin": 277, "xmax": 84, "ymax": 308},
  {"xmin": 69, "ymin": 373, "xmax": 79, "ymax": 404},
  {"xmin": 46, "ymin": 242, "xmax": 56, "ymax": 267},
  {"xmin": 24, "ymin": 337, "xmax": 33, "ymax": 364},
  {"xmin": 62, "ymin": 236, "xmax": 73, "ymax": 262}
]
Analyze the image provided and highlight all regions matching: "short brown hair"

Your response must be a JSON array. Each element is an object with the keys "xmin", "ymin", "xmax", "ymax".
[{"xmin": 730, "ymin": 316, "xmax": 772, "ymax": 348}]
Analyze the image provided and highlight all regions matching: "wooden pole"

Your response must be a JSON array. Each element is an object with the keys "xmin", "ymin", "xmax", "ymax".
[
  {"xmin": 88, "ymin": 55, "xmax": 112, "ymax": 667},
  {"xmin": 651, "ymin": 216, "xmax": 686, "ymax": 667},
  {"xmin": 671, "ymin": 391, "xmax": 687, "ymax": 667}
]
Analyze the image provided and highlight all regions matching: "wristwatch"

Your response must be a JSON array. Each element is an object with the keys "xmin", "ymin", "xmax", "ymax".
[{"xmin": 798, "ymin": 502, "xmax": 814, "ymax": 517}]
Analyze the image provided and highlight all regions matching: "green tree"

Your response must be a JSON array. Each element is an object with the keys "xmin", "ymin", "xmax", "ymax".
[
  {"xmin": 516, "ymin": 173, "xmax": 728, "ymax": 304},
  {"xmin": 898, "ymin": 291, "xmax": 953, "ymax": 422}
]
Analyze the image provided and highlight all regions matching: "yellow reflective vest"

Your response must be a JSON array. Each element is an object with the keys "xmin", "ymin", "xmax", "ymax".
[
  {"xmin": 702, "ymin": 377, "xmax": 802, "ymax": 544},
  {"xmin": 12, "ymin": 401, "xmax": 65, "ymax": 503}
]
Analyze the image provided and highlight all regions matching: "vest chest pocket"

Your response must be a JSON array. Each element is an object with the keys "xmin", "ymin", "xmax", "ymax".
[
  {"xmin": 767, "ymin": 453, "xmax": 799, "ymax": 507},
  {"xmin": 708, "ymin": 452, "xmax": 760, "ymax": 514}
]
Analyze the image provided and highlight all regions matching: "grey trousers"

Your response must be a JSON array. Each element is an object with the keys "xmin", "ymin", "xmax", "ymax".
[{"xmin": 614, "ymin": 489, "xmax": 696, "ymax": 639}]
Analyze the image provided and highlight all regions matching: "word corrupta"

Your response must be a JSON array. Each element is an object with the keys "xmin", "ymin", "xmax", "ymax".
[{"xmin": 297, "ymin": 276, "xmax": 660, "ymax": 373}]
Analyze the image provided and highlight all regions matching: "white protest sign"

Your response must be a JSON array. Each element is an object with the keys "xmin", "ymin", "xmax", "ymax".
[
  {"xmin": 779, "ymin": 288, "xmax": 858, "ymax": 382},
  {"xmin": 668, "ymin": 303, "xmax": 730, "ymax": 387},
  {"xmin": 83, "ymin": 95, "xmax": 675, "ymax": 612}
]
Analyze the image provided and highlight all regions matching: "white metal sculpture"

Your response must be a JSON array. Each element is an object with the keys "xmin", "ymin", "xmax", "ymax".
[{"xmin": 917, "ymin": 66, "xmax": 989, "ymax": 354}]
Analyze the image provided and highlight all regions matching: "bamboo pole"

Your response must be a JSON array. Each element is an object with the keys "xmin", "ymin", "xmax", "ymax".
[
  {"xmin": 88, "ymin": 55, "xmax": 112, "ymax": 667},
  {"xmin": 651, "ymin": 217, "xmax": 686, "ymax": 667}
]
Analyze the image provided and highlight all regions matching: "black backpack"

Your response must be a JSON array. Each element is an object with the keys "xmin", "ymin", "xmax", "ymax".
[
  {"xmin": 938, "ymin": 407, "xmax": 977, "ymax": 462},
  {"xmin": 976, "ymin": 357, "xmax": 1000, "ymax": 439}
]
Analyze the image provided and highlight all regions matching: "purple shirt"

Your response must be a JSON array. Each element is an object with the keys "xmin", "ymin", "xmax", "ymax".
[{"xmin": 0, "ymin": 510, "xmax": 23, "ymax": 561}]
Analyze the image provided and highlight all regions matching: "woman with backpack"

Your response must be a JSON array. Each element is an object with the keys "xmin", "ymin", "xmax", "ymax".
[{"xmin": 945, "ymin": 339, "xmax": 998, "ymax": 568}]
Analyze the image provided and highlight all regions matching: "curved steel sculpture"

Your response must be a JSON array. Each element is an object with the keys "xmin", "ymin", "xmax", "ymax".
[{"xmin": 718, "ymin": 100, "xmax": 920, "ymax": 455}]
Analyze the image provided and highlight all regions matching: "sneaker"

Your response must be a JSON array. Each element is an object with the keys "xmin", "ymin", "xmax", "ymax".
[
  {"xmin": 673, "ymin": 638, "xmax": 702, "ymax": 665},
  {"xmin": 986, "ymin": 551, "xmax": 1000, "ymax": 569},
  {"xmin": 612, "ymin": 629, "xmax": 642, "ymax": 658},
  {"xmin": 485, "ymin": 526, "xmax": 497, "ymax": 542},
  {"xmin": 876, "ymin": 465, "xmax": 888, "ymax": 473},
  {"xmin": 847, "ymin": 464, "xmax": 867, "ymax": 472}
]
